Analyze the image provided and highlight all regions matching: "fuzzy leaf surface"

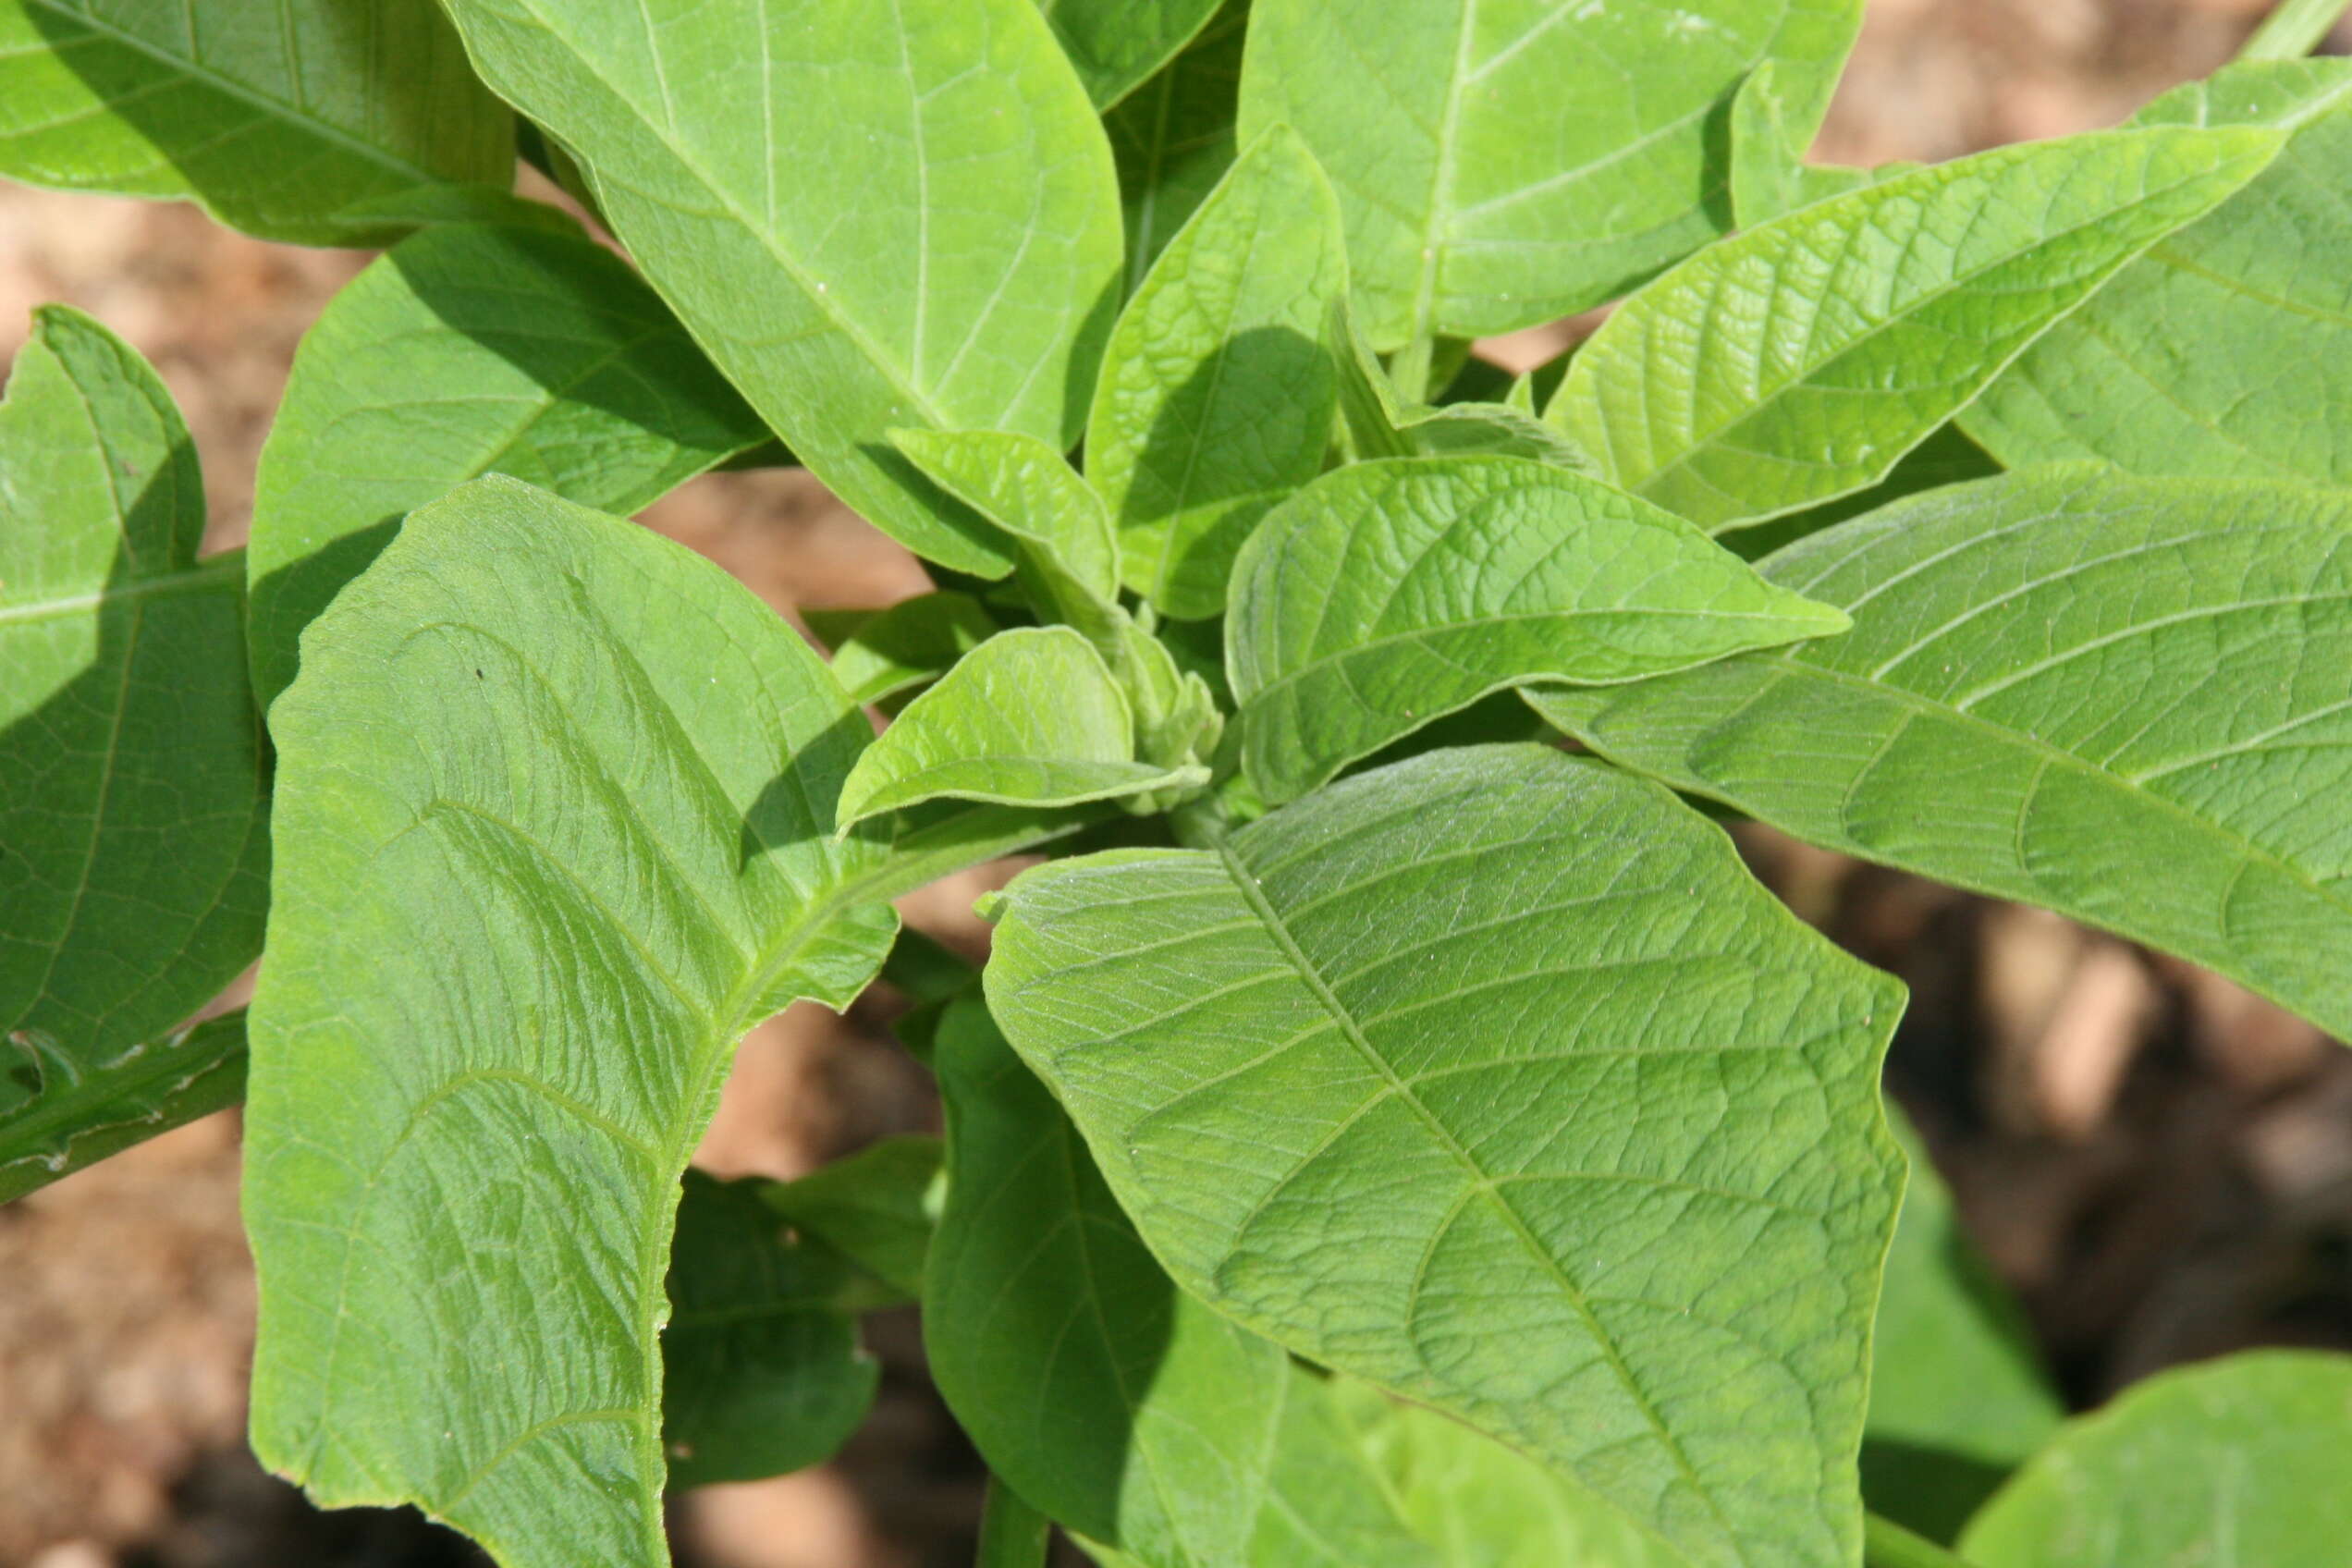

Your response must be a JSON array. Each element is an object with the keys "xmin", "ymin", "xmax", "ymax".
[
  {"xmin": 248, "ymin": 222, "xmax": 768, "ymax": 704},
  {"xmin": 244, "ymin": 477, "xmax": 896, "ymax": 1568},
  {"xmin": 1529, "ymin": 469, "xmax": 2352, "ymax": 1039},
  {"xmin": 1550, "ymin": 126, "xmax": 2282, "ymax": 531},
  {"xmin": 1036, "ymin": 0, "xmax": 1223, "ymax": 109},
  {"xmin": 983, "ymin": 744, "xmax": 1906, "ymax": 1568},
  {"xmin": 0, "ymin": 0, "xmax": 510, "ymax": 245},
  {"xmin": 435, "ymin": 0, "xmax": 1122, "ymax": 574},
  {"xmin": 1227, "ymin": 456, "xmax": 1849, "ymax": 802}
]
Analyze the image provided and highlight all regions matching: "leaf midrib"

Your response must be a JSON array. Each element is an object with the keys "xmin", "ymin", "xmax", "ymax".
[{"xmin": 0, "ymin": 553, "xmax": 241, "ymax": 628}]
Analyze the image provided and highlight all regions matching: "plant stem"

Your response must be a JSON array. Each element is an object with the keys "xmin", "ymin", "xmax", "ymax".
[
  {"xmin": 1865, "ymin": 1512, "xmax": 1986, "ymax": 1568},
  {"xmin": 2238, "ymin": 0, "xmax": 2352, "ymax": 59}
]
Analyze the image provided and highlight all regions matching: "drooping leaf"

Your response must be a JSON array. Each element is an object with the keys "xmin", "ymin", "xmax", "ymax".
[
  {"xmin": 1106, "ymin": 2, "xmax": 1248, "ymax": 288},
  {"xmin": 248, "ymin": 222, "xmax": 770, "ymax": 705},
  {"xmin": 814, "ymin": 593, "xmax": 999, "ymax": 707},
  {"xmin": 1238, "ymin": 0, "xmax": 1867, "ymax": 351},
  {"xmin": 890, "ymin": 428, "xmax": 1121, "ymax": 605},
  {"xmin": 243, "ymin": 476, "xmax": 897, "ymax": 1568},
  {"xmin": 1862, "ymin": 1109, "xmax": 2062, "ymax": 1544},
  {"xmin": 1960, "ymin": 1351, "xmax": 2352, "ymax": 1567},
  {"xmin": 663, "ymin": 1169, "xmax": 876, "ymax": 1488},
  {"xmin": 1226, "ymin": 455, "xmax": 1851, "ymax": 803},
  {"xmin": 1549, "ymin": 126, "xmax": 2283, "ymax": 532},
  {"xmin": 1528, "ymin": 468, "xmax": 2352, "ymax": 1040},
  {"xmin": 761, "ymin": 1134, "xmax": 943, "ymax": 1301},
  {"xmin": 983, "ymin": 744, "xmax": 1907, "ymax": 1568},
  {"xmin": 1963, "ymin": 61, "xmax": 2352, "ymax": 488},
  {"xmin": 0, "ymin": 0, "xmax": 511, "ymax": 245},
  {"xmin": 435, "ymin": 0, "xmax": 1123, "ymax": 575},
  {"xmin": 1, "ymin": 307, "xmax": 266, "ymax": 1174},
  {"xmin": 1087, "ymin": 124, "xmax": 1346, "ymax": 619},
  {"xmin": 836, "ymin": 628, "xmax": 1206, "ymax": 829},
  {"xmin": 1036, "ymin": 0, "xmax": 1225, "ymax": 109},
  {"xmin": 925, "ymin": 997, "xmax": 1436, "ymax": 1568},
  {"xmin": 0, "ymin": 1011, "xmax": 246, "ymax": 1203}
]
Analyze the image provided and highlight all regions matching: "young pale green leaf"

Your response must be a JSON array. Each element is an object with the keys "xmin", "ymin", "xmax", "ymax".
[
  {"xmin": 837, "ymin": 629, "xmax": 1205, "ymax": 829},
  {"xmin": 0, "ymin": 0, "xmax": 510, "ymax": 246},
  {"xmin": 1036, "ymin": 0, "xmax": 1225, "ymax": 109},
  {"xmin": 248, "ymin": 222, "xmax": 770, "ymax": 705},
  {"xmin": 1550, "ymin": 126, "xmax": 2284, "ymax": 532},
  {"xmin": 889, "ymin": 428, "xmax": 1121, "ymax": 605},
  {"xmin": 1238, "ymin": 0, "xmax": 1865, "ymax": 350},
  {"xmin": 0, "ymin": 1011, "xmax": 246, "ymax": 1203},
  {"xmin": 663, "ymin": 1170, "xmax": 877, "ymax": 1488},
  {"xmin": 435, "ymin": 0, "xmax": 1122, "ymax": 576},
  {"xmin": 1087, "ymin": 124, "xmax": 1346, "ymax": 619},
  {"xmin": 1960, "ymin": 1352, "xmax": 2352, "ymax": 1566},
  {"xmin": 1227, "ymin": 456, "xmax": 1851, "ymax": 803},
  {"xmin": 1963, "ymin": 61, "xmax": 2352, "ymax": 488},
  {"xmin": 1863, "ymin": 1110, "xmax": 2061, "ymax": 1544},
  {"xmin": 1529, "ymin": 468, "xmax": 2352, "ymax": 1040},
  {"xmin": 925, "ymin": 997, "xmax": 1436, "ymax": 1568},
  {"xmin": 1107, "ymin": 2, "xmax": 1247, "ymax": 288},
  {"xmin": 983, "ymin": 744, "xmax": 1907, "ymax": 1568},
  {"xmin": 761, "ymin": 1134, "xmax": 943, "ymax": 1302},
  {"xmin": 815, "ymin": 593, "xmax": 999, "ymax": 706},
  {"xmin": 243, "ymin": 476, "xmax": 897, "ymax": 1568},
  {"xmin": 1, "ymin": 307, "xmax": 266, "ymax": 1172}
]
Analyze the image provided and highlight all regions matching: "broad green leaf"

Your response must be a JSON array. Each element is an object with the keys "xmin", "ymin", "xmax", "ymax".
[
  {"xmin": 248, "ymin": 222, "xmax": 770, "ymax": 705},
  {"xmin": 244, "ymin": 476, "xmax": 897, "ymax": 1568},
  {"xmin": 836, "ymin": 628, "xmax": 1206, "ymax": 828},
  {"xmin": 663, "ymin": 1170, "xmax": 876, "ymax": 1488},
  {"xmin": 1087, "ymin": 124, "xmax": 1345, "ymax": 619},
  {"xmin": 1728, "ymin": 61, "xmax": 1876, "ymax": 228},
  {"xmin": 1037, "ymin": 0, "xmax": 1224, "ymax": 109},
  {"xmin": 925, "ymin": 997, "xmax": 1435, "ymax": 1568},
  {"xmin": 1238, "ymin": 0, "xmax": 1866, "ymax": 350},
  {"xmin": 982, "ymin": 744, "xmax": 1907, "ymax": 1568},
  {"xmin": 1, "ymin": 307, "xmax": 266, "ymax": 1173},
  {"xmin": 1331, "ymin": 300, "xmax": 1595, "ymax": 470},
  {"xmin": 435, "ymin": 0, "xmax": 1123, "ymax": 575},
  {"xmin": 0, "ymin": 1011, "xmax": 245, "ymax": 1203},
  {"xmin": 1550, "ymin": 126, "xmax": 2283, "ymax": 532},
  {"xmin": 1863, "ymin": 1111, "xmax": 2061, "ymax": 1544},
  {"xmin": 0, "ymin": 0, "xmax": 511, "ymax": 246},
  {"xmin": 1963, "ymin": 62, "xmax": 2352, "ymax": 488},
  {"xmin": 813, "ymin": 592, "xmax": 998, "ymax": 707},
  {"xmin": 1721, "ymin": 423, "xmax": 2001, "ymax": 563},
  {"xmin": 890, "ymin": 428, "xmax": 1121, "ymax": 605},
  {"xmin": 1960, "ymin": 1351, "xmax": 2352, "ymax": 1567},
  {"xmin": 1527, "ymin": 468, "xmax": 2352, "ymax": 1040},
  {"xmin": 761, "ymin": 1133, "xmax": 942, "ymax": 1301},
  {"xmin": 1107, "ymin": 2, "xmax": 1247, "ymax": 288},
  {"xmin": 1227, "ymin": 456, "xmax": 1851, "ymax": 803},
  {"xmin": 1328, "ymin": 1380, "xmax": 1686, "ymax": 1568}
]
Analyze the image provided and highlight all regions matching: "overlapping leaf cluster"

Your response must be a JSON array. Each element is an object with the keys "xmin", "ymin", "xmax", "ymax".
[{"xmin": 5, "ymin": 2, "xmax": 2350, "ymax": 1566}]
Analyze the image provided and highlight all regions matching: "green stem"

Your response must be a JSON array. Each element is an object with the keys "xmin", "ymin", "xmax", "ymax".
[
  {"xmin": 1865, "ymin": 1511, "xmax": 1985, "ymax": 1568},
  {"xmin": 974, "ymin": 1476, "xmax": 1051, "ymax": 1568},
  {"xmin": 2238, "ymin": 0, "xmax": 2352, "ymax": 59}
]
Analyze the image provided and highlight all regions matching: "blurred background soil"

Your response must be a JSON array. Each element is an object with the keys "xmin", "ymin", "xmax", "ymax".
[{"xmin": 6, "ymin": 1, "xmax": 2352, "ymax": 1563}]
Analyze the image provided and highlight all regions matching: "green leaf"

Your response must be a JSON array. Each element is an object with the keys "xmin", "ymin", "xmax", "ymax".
[
  {"xmin": 1960, "ymin": 1351, "xmax": 2352, "ymax": 1566},
  {"xmin": 1527, "ymin": 467, "xmax": 2352, "ymax": 1041},
  {"xmin": 663, "ymin": 1170, "xmax": 876, "ymax": 1488},
  {"xmin": 1037, "ymin": 0, "xmax": 1225, "ymax": 109},
  {"xmin": 979, "ymin": 1477, "xmax": 1054, "ymax": 1568},
  {"xmin": 243, "ymin": 476, "xmax": 897, "ymax": 1568},
  {"xmin": 889, "ymin": 428, "xmax": 1121, "ymax": 605},
  {"xmin": 816, "ymin": 592, "xmax": 999, "ymax": 706},
  {"xmin": 248, "ymin": 222, "xmax": 771, "ymax": 706},
  {"xmin": 1728, "ymin": 61, "xmax": 1877, "ymax": 229},
  {"xmin": 1962, "ymin": 62, "xmax": 2352, "ymax": 488},
  {"xmin": 1330, "ymin": 299, "xmax": 1596, "ymax": 470},
  {"xmin": 1226, "ymin": 455, "xmax": 1851, "ymax": 803},
  {"xmin": 1, "ymin": 1011, "xmax": 246, "ymax": 1203},
  {"xmin": 1087, "ymin": 124, "xmax": 1346, "ymax": 619},
  {"xmin": 982, "ymin": 743, "xmax": 1907, "ymax": 1568},
  {"xmin": 1106, "ymin": 2, "xmax": 1248, "ymax": 288},
  {"xmin": 0, "ymin": 0, "xmax": 511, "ymax": 246},
  {"xmin": 1, "ymin": 306, "xmax": 267, "ymax": 1173},
  {"xmin": 1238, "ymin": 0, "xmax": 1866, "ymax": 349},
  {"xmin": 1549, "ymin": 126, "xmax": 2284, "ymax": 532},
  {"xmin": 1863, "ymin": 1111, "xmax": 2061, "ymax": 1544},
  {"xmin": 761, "ymin": 1133, "xmax": 943, "ymax": 1301},
  {"xmin": 836, "ymin": 628, "xmax": 1207, "ymax": 829},
  {"xmin": 435, "ymin": 0, "xmax": 1123, "ymax": 576}
]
